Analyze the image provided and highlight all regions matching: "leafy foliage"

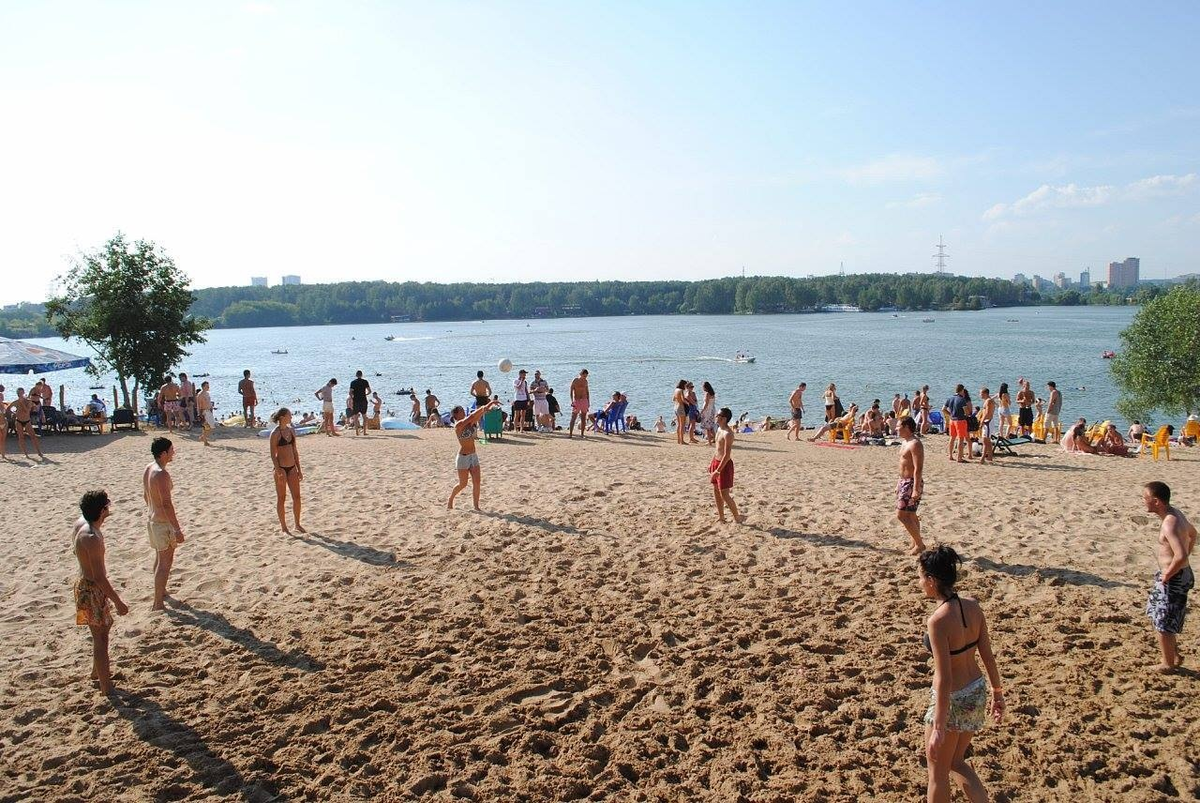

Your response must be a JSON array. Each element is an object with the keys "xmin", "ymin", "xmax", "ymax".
[
  {"xmin": 1110, "ymin": 284, "xmax": 1200, "ymax": 421},
  {"xmin": 44, "ymin": 234, "xmax": 210, "ymax": 407}
]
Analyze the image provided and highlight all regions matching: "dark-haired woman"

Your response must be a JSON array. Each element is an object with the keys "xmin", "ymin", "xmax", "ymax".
[
  {"xmin": 447, "ymin": 400, "xmax": 501, "ymax": 510},
  {"xmin": 270, "ymin": 408, "xmax": 304, "ymax": 534},
  {"xmin": 918, "ymin": 545, "xmax": 1004, "ymax": 803},
  {"xmin": 700, "ymin": 382, "xmax": 717, "ymax": 445},
  {"xmin": 997, "ymin": 382, "xmax": 1011, "ymax": 438},
  {"xmin": 672, "ymin": 381, "xmax": 688, "ymax": 445}
]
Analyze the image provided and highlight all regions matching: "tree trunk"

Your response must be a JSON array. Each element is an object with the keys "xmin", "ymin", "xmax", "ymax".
[
  {"xmin": 132, "ymin": 380, "xmax": 139, "ymax": 415},
  {"xmin": 119, "ymin": 376, "xmax": 131, "ymax": 408}
]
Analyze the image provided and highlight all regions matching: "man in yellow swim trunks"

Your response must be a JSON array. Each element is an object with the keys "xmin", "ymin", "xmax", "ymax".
[
  {"xmin": 144, "ymin": 437, "xmax": 186, "ymax": 610},
  {"xmin": 73, "ymin": 489, "xmax": 129, "ymax": 694}
]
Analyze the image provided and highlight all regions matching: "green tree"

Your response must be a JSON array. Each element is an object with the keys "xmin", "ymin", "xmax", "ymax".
[
  {"xmin": 45, "ymin": 233, "xmax": 209, "ymax": 408},
  {"xmin": 1110, "ymin": 285, "xmax": 1200, "ymax": 421}
]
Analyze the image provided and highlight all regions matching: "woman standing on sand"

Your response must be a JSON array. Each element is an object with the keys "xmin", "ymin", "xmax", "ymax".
[
  {"xmin": 918, "ymin": 545, "xmax": 1004, "ymax": 803},
  {"xmin": 700, "ymin": 382, "xmax": 717, "ymax": 445},
  {"xmin": 672, "ymin": 380, "xmax": 688, "ymax": 445},
  {"xmin": 823, "ymin": 383, "xmax": 837, "ymax": 422},
  {"xmin": 997, "ymin": 382, "xmax": 1011, "ymax": 438},
  {"xmin": 269, "ymin": 408, "xmax": 305, "ymax": 534},
  {"xmin": 685, "ymin": 383, "xmax": 701, "ymax": 444},
  {"xmin": 447, "ymin": 399, "xmax": 501, "ymax": 510}
]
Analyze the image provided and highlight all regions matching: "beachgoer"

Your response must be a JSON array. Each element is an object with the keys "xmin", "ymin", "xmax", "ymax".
[
  {"xmin": 158, "ymin": 374, "xmax": 182, "ymax": 431},
  {"xmin": 546, "ymin": 387, "xmax": 560, "ymax": 429},
  {"xmin": 568, "ymin": 369, "xmax": 590, "ymax": 438},
  {"xmin": 943, "ymin": 385, "xmax": 972, "ymax": 463},
  {"xmin": 1097, "ymin": 423, "xmax": 1129, "ymax": 456},
  {"xmin": 196, "ymin": 381, "xmax": 214, "ymax": 446},
  {"xmin": 977, "ymin": 388, "xmax": 995, "ymax": 465},
  {"xmin": 531, "ymin": 370, "xmax": 551, "ymax": 431},
  {"xmin": 809, "ymin": 404, "xmax": 858, "ymax": 441},
  {"xmin": 685, "ymin": 383, "xmax": 701, "ymax": 444},
  {"xmin": 919, "ymin": 385, "xmax": 932, "ymax": 435},
  {"xmin": 178, "ymin": 372, "xmax": 195, "ymax": 428},
  {"xmin": 1015, "ymin": 380, "xmax": 1034, "ymax": 437},
  {"xmin": 7, "ymin": 388, "xmax": 44, "ymax": 459},
  {"xmin": 1143, "ymin": 481, "xmax": 1196, "ymax": 673},
  {"xmin": 371, "ymin": 391, "xmax": 383, "ymax": 423},
  {"xmin": 823, "ymin": 383, "xmax": 837, "ymax": 422},
  {"xmin": 653, "ymin": 415, "xmax": 667, "ymax": 433},
  {"xmin": 447, "ymin": 400, "xmax": 501, "ymax": 510},
  {"xmin": 1128, "ymin": 420, "xmax": 1146, "ymax": 444},
  {"xmin": 425, "ymin": 389, "xmax": 440, "ymax": 421},
  {"xmin": 470, "ymin": 370, "xmax": 492, "ymax": 409},
  {"xmin": 72, "ymin": 490, "xmax": 129, "ymax": 694},
  {"xmin": 0, "ymin": 385, "xmax": 8, "ymax": 459},
  {"xmin": 1045, "ymin": 381, "xmax": 1063, "ymax": 444},
  {"xmin": 512, "ymin": 369, "xmax": 530, "ymax": 433},
  {"xmin": 238, "ymin": 370, "xmax": 257, "ymax": 427},
  {"xmin": 787, "ymin": 382, "xmax": 807, "ymax": 440},
  {"xmin": 270, "ymin": 408, "xmax": 305, "ymax": 534},
  {"xmin": 314, "ymin": 378, "xmax": 339, "ymax": 436},
  {"xmin": 919, "ymin": 545, "xmax": 1004, "ymax": 802},
  {"xmin": 709, "ymin": 407, "xmax": 745, "ymax": 524},
  {"xmin": 896, "ymin": 416, "xmax": 926, "ymax": 555},
  {"xmin": 1181, "ymin": 415, "xmax": 1200, "ymax": 446},
  {"xmin": 997, "ymin": 382, "xmax": 1011, "ymax": 438},
  {"xmin": 672, "ymin": 380, "xmax": 688, "ymax": 445},
  {"xmin": 701, "ymin": 382, "xmax": 717, "ymax": 445},
  {"xmin": 349, "ymin": 370, "xmax": 371, "ymax": 436},
  {"xmin": 143, "ymin": 437, "xmax": 185, "ymax": 610}
]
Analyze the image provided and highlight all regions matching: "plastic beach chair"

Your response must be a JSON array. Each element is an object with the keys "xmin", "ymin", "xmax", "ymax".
[
  {"xmin": 481, "ymin": 408, "xmax": 503, "ymax": 440},
  {"xmin": 1140, "ymin": 426, "xmax": 1170, "ymax": 461}
]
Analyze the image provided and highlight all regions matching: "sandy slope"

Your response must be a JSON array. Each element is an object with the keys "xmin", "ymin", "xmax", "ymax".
[{"xmin": 1, "ymin": 426, "xmax": 1197, "ymax": 801}]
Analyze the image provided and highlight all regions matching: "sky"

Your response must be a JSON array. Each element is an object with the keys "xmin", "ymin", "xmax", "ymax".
[{"xmin": 1, "ymin": 1, "xmax": 1198, "ymax": 305}]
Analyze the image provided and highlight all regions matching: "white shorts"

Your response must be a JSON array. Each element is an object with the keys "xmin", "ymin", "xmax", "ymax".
[
  {"xmin": 322, "ymin": 402, "xmax": 334, "ymax": 414},
  {"xmin": 533, "ymin": 399, "xmax": 549, "ymax": 416},
  {"xmin": 202, "ymin": 410, "xmax": 215, "ymax": 428},
  {"xmin": 1045, "ymin": 413, "xmax": 1060, "ymax": 430}
]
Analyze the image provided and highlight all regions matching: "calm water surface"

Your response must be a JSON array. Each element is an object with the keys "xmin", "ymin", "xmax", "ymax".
[{"xmin": 16, "ymin": 306, "xmax": 1136, "ymax": 426}]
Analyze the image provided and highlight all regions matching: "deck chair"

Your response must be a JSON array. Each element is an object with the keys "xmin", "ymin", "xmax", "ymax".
[
  {"xmin": 110, "ymin": 407, "xmax": 138, "ymax": 431},
  {"xmin": 1140, "ymin": 426, "xmax": 1170, "ymax": 460},
  {"xmin": 481, "ymin": 408, "xmax": 503, "ymax": 440},
  {"xmin": 993, "ymin": 434, "xmax": 1033, "ymax": 456}
]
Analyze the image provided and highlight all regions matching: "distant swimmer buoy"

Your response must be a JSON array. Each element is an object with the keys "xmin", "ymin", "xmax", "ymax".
[{"xmin": 498, "ymin": 358, "xmax": 513, "ymax": 373}]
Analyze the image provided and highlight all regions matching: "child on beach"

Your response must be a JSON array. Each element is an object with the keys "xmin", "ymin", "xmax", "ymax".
[{"xmin": 709, "ymin": 407, "xmax": 745, "ymax": 524}]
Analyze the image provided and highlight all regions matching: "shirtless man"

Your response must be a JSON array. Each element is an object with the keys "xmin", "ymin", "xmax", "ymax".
[
  {"xmin": 8, "ymin": 388, "xmax": 43, "ymax": 459},
  {"xmin": 144, "ymin": 437, "xmax": 185, "ymax": 610},
  {"xmin": 1016, "ymin": 379, "xmax": 1035, "ymax": 438},
  {"xmin": 158, "ymin": 374, "xmax": 182, "ymax": 431},
  {"xmin": 72, "ymin": 490, "xmax": 129, "ymax": 693},
  {"xmin": 32, "ymin": 378, "xmax": 51, "ymax": 425},
  {"xmin": 1045, "ymin": 381, "xmax": 1063, "ymax": 444},
  {"xmin": 568, "ymin": 369, "xmax": 590, "ymax": 438},
  {"xmin": 196, "ymin": 381, "xmax": 215, "ymax": 446},
  {"xmin": 178, "ymin": 372, "xmax": 195, "ymax": 428},
  {"xmin": 238, "ymin": 369, "xmax": 257, "ymax": 427},
  {"xmin": 709, "ymin": 407, "xmax": 745, "ymax": 524},
  {"xmin": 470, "ymin": 371, "xmax": 492, "ymax": 409},
  {"xmin": 977, "ymin": 387, "xmax": 996, "ymax": 465},
  {"xmin": 409, "ymin": 392, "xmax": 421, "ymax": 424},
  {"xmin": 1143, "ymin": 481, "xmax": 1196, "ymax": 673},
  {"xmin": 314, "ymin": 378, "xmax": 339, "ymax": 436},
  {"xmin": 787, "ymin": 382, "xmax": 807, "ymax": 440},
  {"xmin": 424, "ymin": 389, "xmax": 441, "ymax": 421},
  {"xmin": 896, "ymin": 416, "xmax": 926, "ymax": 555},
  {"xmin": 530, "ymin": 370, "xmax": 551, "ymax": 431}
]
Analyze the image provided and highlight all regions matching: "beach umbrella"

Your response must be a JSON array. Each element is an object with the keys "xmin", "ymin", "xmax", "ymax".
[{"xmin": 0, "ymin": 336, "xmax": 91, "ymax": 374}]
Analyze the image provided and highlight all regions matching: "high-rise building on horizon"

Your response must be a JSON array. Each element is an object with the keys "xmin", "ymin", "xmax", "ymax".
[
  {"xmin": 251, "ymin": 276, "xmax": 268, "ymax": 287},
  {"xmin": 1079, "ymin": 268, "xmax": 1090, "ymax": 287},
  {"xmin": 1053, "ymin": 272, "xmax": 1071, "ymax": 289},
  {"xmin": 1013, "ymin": 273, "xmax": 1027, "ymax": 285},
  {"xmin": 281, "ymin": 275, "xmax": 301, "ymax": 286},
  {"xmin": 1107, "ymin": 257, "xmax": 1139, "ymax": 288}
]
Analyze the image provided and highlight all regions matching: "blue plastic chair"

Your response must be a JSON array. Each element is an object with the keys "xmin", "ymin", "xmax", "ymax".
[
  {"xmin": 928, "ymin": 410, "xmax": 944, "ymax": 427},
  {"xmin": 604, "ymin": 401, "xmax": 628, "ymax": 434}
]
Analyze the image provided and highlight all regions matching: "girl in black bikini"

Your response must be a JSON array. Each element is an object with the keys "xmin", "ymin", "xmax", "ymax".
[
  {"xmin": 918, "ymin": 545, "xmax": 1004, "ymax": 803},
  {"xmin": 270, "ymin": 408, "xmax": 305, "ymax": 534}
]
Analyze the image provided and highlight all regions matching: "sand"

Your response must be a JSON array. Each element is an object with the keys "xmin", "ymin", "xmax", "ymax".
[{"xmin": 1, "ymin": 425, "xmax": 1198, "ymax": 802}]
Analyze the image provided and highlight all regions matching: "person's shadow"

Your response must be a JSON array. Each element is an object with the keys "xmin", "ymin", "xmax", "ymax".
[
  {"xmin": 111, "ymin": 688, "xmax": 287, "ymax": 801},
  {"xmin": 165, "ymin": 600, "xmax": 324, "ymax": 671},
  {"xmin": 290, "ymin": 530, "xmax": 396, "ymax": 566}
]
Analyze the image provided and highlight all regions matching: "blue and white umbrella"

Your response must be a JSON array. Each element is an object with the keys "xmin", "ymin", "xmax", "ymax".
[{"xmin": 0, "ymin": 336, "xmax": 91, "ymax": 374}]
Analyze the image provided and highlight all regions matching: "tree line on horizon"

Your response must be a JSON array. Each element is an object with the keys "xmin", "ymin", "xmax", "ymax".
[{"xmin": 0, "ymin": 271, "xmax": 1166, "ymax": 338}]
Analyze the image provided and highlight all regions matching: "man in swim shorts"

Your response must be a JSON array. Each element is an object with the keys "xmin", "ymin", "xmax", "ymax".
[
  {"xmin": 1143, "ymin": 481, "xmax": 1196, "ymax": 673},
  {"xmin": 470, "ymin": 371, "xmax": 492, "ymax": 409},
  {"xmin": 943, "ymin": 384, "xmax": 971, "ymax": 463},
  {"xmin": 158, "ymin": 374, "xmax": 182, "ymax": 431},
  {"xmin": 787, "ymin": 382, "xmax": 806, "ymax": 441},
  {"xmin": 977, "ymin": 387, "xmax": 996, "ymax": 464},
  {"xmin": 238, "ymin": 370, "xmax": 257, "ymax": 427},
  {"xmin": 314, "ymin": 378, "xmax": 339, "ymax": 436},
  {"xmin": 144, "ymin": 437, "xmax": 186, "ymax": 610},
  {"xmin": 569, "ymin": 369, "xmax": 590, "ymax": 438},
  {"xmin": 896, "ymin": 416, "xmax": 926, "ymax": 554},
  {"xmin": 196, "ymin": 381, "xmax": 215, "ymax": 446},
  {"xmin": 709, "ymin": 407, "xmax": 745, "ymax": 524},
  {"xmin": 1016, "ymin": 379, "xmax": 1034, "ymax": 437},
  {"xmin": 73, "ymin": 489, "xmax": 129, "ymax": 694},
  {"xmin": 1045, "ymin": 381, "xmax": 1063, "ymax": 444},
  {"xmin": 349, "ymin": 370, "xmax": 371, "ymax": 436}
]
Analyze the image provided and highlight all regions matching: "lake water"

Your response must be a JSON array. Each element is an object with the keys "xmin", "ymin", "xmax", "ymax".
[{"xmin": 13, "ymin": 306, "xmax": 1137, "ymax": 427}]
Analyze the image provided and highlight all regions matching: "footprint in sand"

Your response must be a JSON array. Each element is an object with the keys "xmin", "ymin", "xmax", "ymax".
[{"xmin": 197, "ymin": 578, "xmax": 228, "ymax": 594}]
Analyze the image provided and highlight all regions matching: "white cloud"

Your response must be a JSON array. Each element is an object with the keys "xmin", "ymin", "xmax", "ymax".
[
  {"xmin": 242, "ymin": 2, "xmax": 277, "ymax": 15},
  {"xmin": 982, "ymin": 173, "xmax": 1197, "ymax": 220},
  {"xmin": 841, "ymin": 154, "xmax": 942, "ymax": 185},
  {"xmin": 886, "ymin": 192, "xmax": 942, "ymax": 209}
]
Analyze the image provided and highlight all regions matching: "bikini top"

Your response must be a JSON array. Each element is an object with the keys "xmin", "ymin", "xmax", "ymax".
[
  {"xmin": 922, "ymin": 594, "xmax": 979, "ymax": 656},
  {"xmin": 277, "ymin": 428, "xmax": 295, "ymax": 447},
  {"xmin": 458, "ymin": 423, "xmax": 477, "ymax": 440}
]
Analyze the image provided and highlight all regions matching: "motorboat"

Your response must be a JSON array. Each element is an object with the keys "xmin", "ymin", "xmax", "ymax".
[
  {"xmin": 734, "ymin": 351, "xmax": 756, "ymax": 364},
  {"xmin": 271, "ymin": 349, "xmax": 288, "ymax": 355},
  {"xmin": 384, "ymin": 335, "xmax": 396, "ymax": 341},
  {"xmin": 922, "ymin": 318, "xmax": 935, "ymax": 323}
]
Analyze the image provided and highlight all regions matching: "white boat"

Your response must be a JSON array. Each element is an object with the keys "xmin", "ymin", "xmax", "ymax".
[
  {"xmin": 734, "ymin": 351, "xmax": 756, "ymax": 364},
  {"xmin": 384, "ymin": 335, "xmax": 395, "ymax": 341},
  {"xmin": 921, "ymin": 318, "xmax": 935, "ymax": 323},
  {"xmin": 271, "ymin": 349, "xmax": 289, "ymax": 354}
]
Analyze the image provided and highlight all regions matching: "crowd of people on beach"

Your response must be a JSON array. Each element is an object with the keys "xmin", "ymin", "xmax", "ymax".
[{"xmin": 21, "ymin": 357, "xmax": 1196, "ymax": 802}]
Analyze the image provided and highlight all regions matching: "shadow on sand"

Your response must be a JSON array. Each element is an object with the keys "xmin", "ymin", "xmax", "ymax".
[
  {"xmin": 291, "ymin": 529, "xmax": 396, "ymax": 566},
  {"xmin": 165, "ymin": 599, "xmax": 324, "ymax": 671},
  {"xmin": 478, "ymin": 510, "xmax": 588, "ymax": 536},
  {"xmin": 112, "ymin": 688, "xmax": 286, "ymax": 801},
  {"xmin": 971, "ymin": 556, "xmax": 1137, "ymax": 590},
  {"xmin": 763, "ymin": 525, "xmax": 894, "ymax": 554}
]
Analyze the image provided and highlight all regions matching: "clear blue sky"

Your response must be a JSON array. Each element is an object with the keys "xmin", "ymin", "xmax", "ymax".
[{"xmin": 1, "ymin": 1, "xmax": 1197, "ymax": 303}]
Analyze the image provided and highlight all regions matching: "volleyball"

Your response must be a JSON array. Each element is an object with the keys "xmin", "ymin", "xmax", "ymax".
[{"xmin": 498, "ymin": 358, "xmax": 513, "ymax": 373}]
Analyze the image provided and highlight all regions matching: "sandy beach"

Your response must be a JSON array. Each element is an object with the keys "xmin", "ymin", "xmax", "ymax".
[{"xmin": 1, "ymin": 425, "xmax": 1198, "ymax": 801}]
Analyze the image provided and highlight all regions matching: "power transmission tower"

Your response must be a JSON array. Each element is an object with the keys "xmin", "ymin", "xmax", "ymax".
[{"xmin": 932, "ymin": 236, "xmax": 949, "ymax": 274}]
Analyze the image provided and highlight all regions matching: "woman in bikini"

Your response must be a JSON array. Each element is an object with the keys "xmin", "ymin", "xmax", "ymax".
[
  {"xmin": 685, "ymin": 382, "xmax": 701, "ymax": 444},
  {"xmin": 823, "ymin": 383, "xmax": 837, "ymax": 422},
  {"xmin": 918, "ymin": 545, "xmax": 1004, "ymax": 803},
  {"xmin": 997, "ymin": 382, "xmax": 1012, "ymax": 438},
  {"xmin": 447, "ymin": 399, "xmax": 501, "ymax": 510},
  {"xmin": 8, "ymin": 388, "xmax": 43, "ymax": 460},
  {"xmin": 672, "ymin": 380, "xmax": 688, "ymax": 446},
  {"xmin": 269, "ymin": 408, "xmax": 305, "ymax": 534}
]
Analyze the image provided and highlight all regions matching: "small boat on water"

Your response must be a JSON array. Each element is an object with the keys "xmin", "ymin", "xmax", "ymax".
[
  {"xmin": 194, "ymin": 373, "xmax": 210, "ymax": 378},
  {"xmin": 1102, "ymin": 350, "xmax": 1115, "ymax": 359},
  {"xmin": 271, "ymin": 349, "xmax": 288, "ymax": 355},
  {"xmin": 1007, "ymin": 318, "xmax": 1020, "ymax": 323},
  {"xmin": 922, "ymin": 318, "xmax": 935, "ymax": 323},
  {"xmin": 384, "ymin": 335, "xmax": 395, "ymax": 341},
  {"xmin": 734, "ymin": 351, "xmax": 756, "ymax": 364},
  {"xmin": 89, "ymin": 385, "xmax": 105, "ymax": 390}
]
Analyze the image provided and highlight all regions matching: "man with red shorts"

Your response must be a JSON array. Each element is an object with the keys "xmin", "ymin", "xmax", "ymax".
[{"xmin": 709, "ymin": 407, "xmax": 746, "ymax": 524}]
